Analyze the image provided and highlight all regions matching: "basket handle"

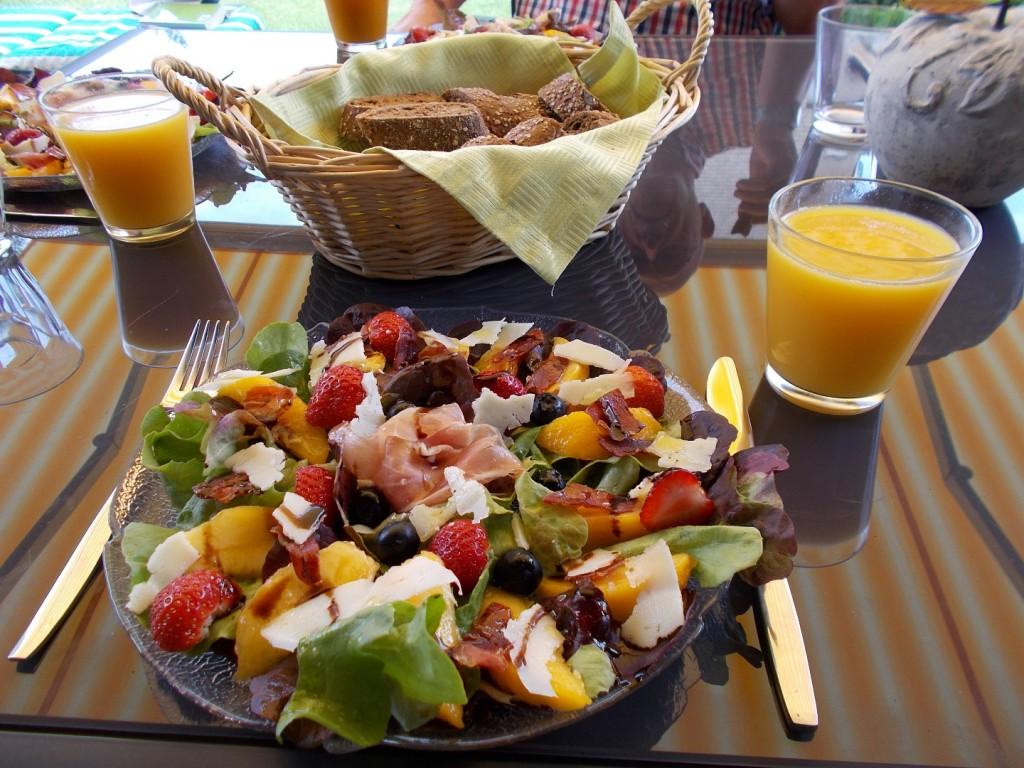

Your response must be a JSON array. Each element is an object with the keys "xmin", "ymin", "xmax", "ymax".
[
  {"xmin": 625, "ymin": 0, "xmax": 713, "ymax": 93},
  {"xmin": 152, "ymin": 55, "xmax": 275, "ymax": 169}
]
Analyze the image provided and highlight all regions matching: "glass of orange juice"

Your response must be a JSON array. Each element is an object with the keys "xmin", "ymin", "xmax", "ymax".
[
  {"xmin": 765, "ymin": 177, "xmax": 982, "ymax": 415},
  {"xmin": 324, "ymin": 0, "xmax": 389, "ymax": 53},
  {"xmin": 40, "ymin": 72, "xmax": 195, "ymax": 243}
]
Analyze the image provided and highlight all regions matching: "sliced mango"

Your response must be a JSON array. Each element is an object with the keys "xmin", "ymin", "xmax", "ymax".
[
  {"xmin": 590, "ymin": 553, "xmax": 695, "ymax": 623},
  {"xmin": 217, "ymin": 374, "xmax": 328, "ymax": 464},
  {"xmin": 481, "ymin": 588, "xmax": 590, "ymax": 711},
  {"xmin": 581, "ymin": 509, "xmax": 648, "ymax": 549},
  {"xmin": 184, "ymin": 505, "xmax": 276, "ymax": 579},
  {"xmin": 234, "ymin": 541, "xmax": 378, "ymax": 679},
  {"xmin": 535, "ymin": 407, "xmax": 661, "ymax": 461},
  {"xmin": 535, "ymin": 553, "xmax": 695, "ymax": 626}
]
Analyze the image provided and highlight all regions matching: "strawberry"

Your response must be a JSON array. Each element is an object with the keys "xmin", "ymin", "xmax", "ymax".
[
  {"xmin": 474, "ymin": 371, "xmax": 527, "ymax": 399},
  {"xmin": 363, "ymin": 311, "xmax": 415, "ymax": 364},
  {"xmin": 149, "ymin": 570, "xmax": 242, "ymax": 652},
  {"xmin": 305, "ymin": 364, "xmax": 366, "ymax": 428},
  {"xmin": 639, "ymin": 470, "xmax": 715, "ymax": 531},
  {"xmin": 625, "ymin": 365, "xmax": 665, "ymax": 418},
  {"xmin": 293, "ymin": 465, "xmax": 335, "ymax": 510},
  {"xmin": 429, "ymin": 519, "xmax": 490, "ymax": 592}
]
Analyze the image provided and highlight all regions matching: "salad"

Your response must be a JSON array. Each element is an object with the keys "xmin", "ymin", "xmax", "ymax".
[
  {"xmin": 123, "ymin": 305, "xmax": 794, "ymax": 748},
  {"xmin": 404, "ymin": 9, "xmax": 601, "ymax": 45},
  {"xmin": 0, "ymin": 67, "xmax": 72, "ymax": 178}
]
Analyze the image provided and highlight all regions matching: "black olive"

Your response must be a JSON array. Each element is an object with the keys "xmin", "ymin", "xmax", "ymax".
[
  {"xmin": 347, "ymin": 488, "xmax": 391, "ymax": 527},
  {"xmin": 492, "ymin": 547, "xmax": 543, "ymax": 595},
  {"xmin": 533, "ymin": 467, "xmax": 565, "ymax": 491},
  {"xmin": 531, "ymin": 392, "xmax": 566, "ymax": 426},
  {"xmin": 374, "ymin": 519, "xmax": 420, "ymax": 565}
]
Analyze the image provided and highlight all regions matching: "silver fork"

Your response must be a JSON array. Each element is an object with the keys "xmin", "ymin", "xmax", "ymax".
[{"xmin": 9, "ymin": 320, "xmax": 231, "ymax": 661}]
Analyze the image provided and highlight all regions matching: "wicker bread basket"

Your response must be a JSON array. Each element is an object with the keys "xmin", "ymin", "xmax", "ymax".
[{"xmin": 154, "ymin": 0, "xmax": 712, "ymax": 279}]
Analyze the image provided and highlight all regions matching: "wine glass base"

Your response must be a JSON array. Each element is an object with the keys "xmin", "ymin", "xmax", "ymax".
[
  {"xmin": 765, "ymin": 364, "xmax": 884, "ymax": 416},
  {"xmin": 811, "ymin": 106, "xmax": 867, "ymax": 145},
  {"xmin": 336, "ymin": 38, "xmax": 386, "ymax": 55}
]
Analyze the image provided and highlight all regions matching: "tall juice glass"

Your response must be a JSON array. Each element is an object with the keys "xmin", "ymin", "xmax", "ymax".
[
  {"xmin": 324, "ymin": 0, "xmax": 388, "ymax": 53},
  {"xmin": 765, "ymin": 177, "xmax": 982, "ymax": 415},
  {"xmin": 40, "ymin": 72, "xmax": 195, "ymax": 243}
]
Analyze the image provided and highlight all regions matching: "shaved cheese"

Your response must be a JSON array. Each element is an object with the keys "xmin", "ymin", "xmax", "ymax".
[
  {"xmin": 472, "ymin": 388, "xmax": 535, "ymax": 433},
  {"xmin": 493, "ymin": 322, "xmax": 534, "ymax": 349},
  {"xmin": 261, "ymin": 594, "xmax": 334, "ymax": 651},
  {"xmin": 621, "ymin": 540, "xmax": 685, "ymax": 649},
  {"xmin": 367, "ymin": 553, "xmax": 461, "ymax": 602},
  {"xmin": 459, "ymin": 320, "xmax": 506, "ymax": 346},
  {"xmin": 552, "ymin": 339, "xmax": 628, "ymax": 372},
  {"xmin": 198, "ymin": 367, "xmax": 298, "ymax": 395},
  {"xmin": 272, "ymin": 492, "xmax": 323, "ymax": 545},
  {"xmin": 627, "ymin": 476, "xmax": 655, "ymax": 501},
  {"xmin": 502, "ymin": 604, "xmax": 563, "ymax": 697},
  {"xmin": 557, "ymin": 366, "xmax": 635, "ymax": 406},
  {"xmin": 126, "ymin": 581, "xmax": 159, "ymax": 614},
  {"xmin": 511, "ymin": 514, "xmax": 530, "ymax": 550},
  {"xmin": 223, "ymin": 443, "xmax": 286, "ymax": 490},
  {"xmin": 308, "ymin": 332, "xmax": 366, "ymax": 387},
  {"xmin": 409, "ymin": 502, "xmax": 457, "ymax": 541},
  {"xmin": 420, "ymin": 329, "xmax": 463, "ymax": 352},
  {"xmin": 565, "ymin": 549, "xmax": 621, "ymax": 579},
  {"xmin": 648, "ymin": 434, "xmax": 718, "ymax": 472},
  {"xmin": 349, "ymin": 371, "xmax": 385, "ymax": 438},
  {"xmin": 333, "ymin": 579, "xmax": 375, "ymax": 621},
  {"xmin": 444, "ymin": 466, "xmax": 490, "ymax": 522},
  {"xmin": 126, "ymin": 531, "xmax": 200, "ymax": 614}
]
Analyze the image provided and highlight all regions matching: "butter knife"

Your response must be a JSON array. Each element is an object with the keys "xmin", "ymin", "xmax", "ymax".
[
  {"xmin": 8, "ymin": 493, "xmax": 112, "ymax": 660},
  {"xmin": 707, "ymin": 357, "xmax": 818, "ymax": 735}
]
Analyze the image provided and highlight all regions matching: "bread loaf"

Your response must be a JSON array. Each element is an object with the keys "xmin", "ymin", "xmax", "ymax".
[
  {"xmin": 538, "ymin": 73, "xmax": 605, "ymax": 120},
  {"xmin": 563, "ymin": 110, "xmax": 620, "ymax": 133},
  {"xmin": 356, "ymin": 102, "xmax": 489, "ymax": 151},
  {"xmin": 461, "ymin": 135, "xmax": 513, "ymax": 147},
  {"xmin": 339, "ymin": 93, "xmax": 442, "ymax": 144},
  {"xmin": 506, "ymin": 116, "xmax": 564, "ymax": 146},
  {"xmin": 442, "ymin": 87, "xmax": 545, "ymax": 137}
]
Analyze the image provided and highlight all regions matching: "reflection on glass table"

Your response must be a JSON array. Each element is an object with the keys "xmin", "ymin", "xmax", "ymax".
[
  {"xmin": 109, "ymin": 224, "xmax": 244, "ymax": 366},
  {"xmin": 0, "ymin": 187, "xmax": 83, "ymax": 404}
]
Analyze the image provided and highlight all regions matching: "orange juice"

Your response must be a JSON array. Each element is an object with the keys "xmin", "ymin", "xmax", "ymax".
[
  {"xmin": 767, "ymin": 205, "xmax": 962, "ymax": 399},
  {"xmin": 324, "ymin": 0, "xmax": 388, "ymax": 44},
  {"xmin": 52, "ymin": 90, "xmax": 194, "ymax": 235}
]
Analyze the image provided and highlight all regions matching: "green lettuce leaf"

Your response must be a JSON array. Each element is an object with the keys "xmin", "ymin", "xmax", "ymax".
[
  {"xmin": 708, "ymin": 445, "xmax": 795, "ymax": 585},
  {"xmin": 569, "ymin": 456, "xmax": 643, "ymax": 497},
  {"xmin": 455, "ymin": 560, "xmax": 493, "ymax": 635},
  {"xmin": 568, "ymin": 644, "xmax": 616, "ymax": 699},
  {"xmin": 515, "ymin": 471, "xmax": 587, "ymax": 575},
  {"xmin": 244, "ymin": 321, "xmax": 310, "ymax": 399},
  {"xmin": 175, "ymin": 458, "xmax": 296, "ymax": 528},
  {"xmin": 607, "ymin": 525, "xmax": 763, "ymax": 588},
  {"xmin": 276, "ymin": 597, "xmax": 467, "ymax": 747},
  {"xmin": 121, "ymin": 522, "xmax": 176, "ymax": 587},
  {"xmin": 141, "ymin": 407, "xmax": 210, "ymax": 509}
]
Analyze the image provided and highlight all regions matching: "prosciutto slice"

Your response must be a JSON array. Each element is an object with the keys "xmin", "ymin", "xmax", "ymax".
[{"xmin": 336, "ymin": 403, "xmax": 523, "ymax": 512}]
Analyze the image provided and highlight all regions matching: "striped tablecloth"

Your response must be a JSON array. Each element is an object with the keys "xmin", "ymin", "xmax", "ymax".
[{"xmin": 1, "ymin": 236, "xmax": 1020, "ymax": 767}]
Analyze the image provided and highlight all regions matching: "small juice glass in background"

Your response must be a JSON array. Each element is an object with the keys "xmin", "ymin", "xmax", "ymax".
[
  {"xmin": 765, "ymin": 177, "xmax": 982, "ymax": 415},
  {"xmin": 324, "ymin": 0, "xmax": 389, "ymax": 53},
  {"xmin": 40, "ymin": 72, "xmax": 195, "ymax": 243}
]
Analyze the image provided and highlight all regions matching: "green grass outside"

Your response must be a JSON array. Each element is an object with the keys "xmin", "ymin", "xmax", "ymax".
[{"xmin": 16, "ymin": 0, "xmax": 512, "ymax": 30}]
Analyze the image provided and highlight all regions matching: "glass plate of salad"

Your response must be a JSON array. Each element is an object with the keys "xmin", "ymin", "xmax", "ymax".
[{"xmin": 103, "ymin": 305, "xmax": 794, "ymax": 751}]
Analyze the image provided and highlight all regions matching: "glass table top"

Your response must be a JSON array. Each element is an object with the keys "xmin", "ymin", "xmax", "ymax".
[{"xmin": 1, "ymin": 27, "xmax": 1021, "ymax": 768}]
